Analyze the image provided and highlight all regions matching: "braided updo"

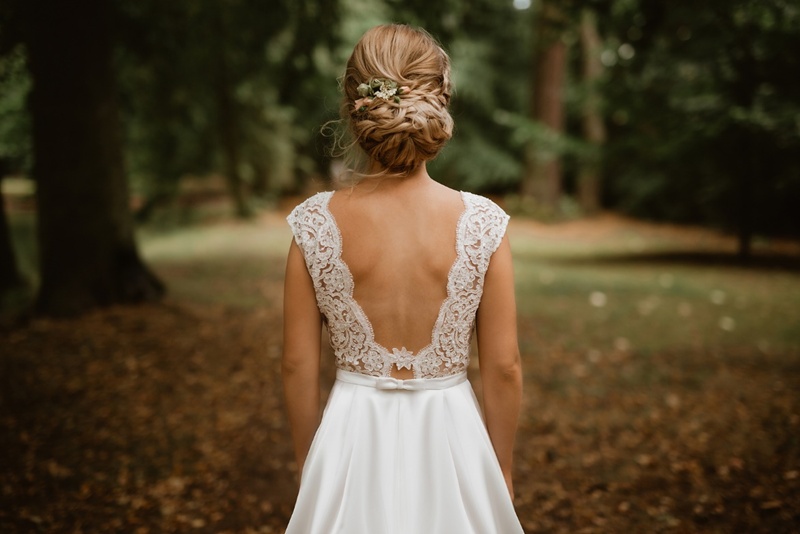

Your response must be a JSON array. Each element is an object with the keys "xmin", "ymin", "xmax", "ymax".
[{"xmin": 339, "ymin": 24, "xmax": 453, "ymax": 178}]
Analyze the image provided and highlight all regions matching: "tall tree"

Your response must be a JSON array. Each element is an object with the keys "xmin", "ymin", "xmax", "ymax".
[
  {"xmin": 0, "ymin": 59, "xmax": 24, "ymax": 298},
  {"xmin": 0, "ymin": 175, "xmax": 23, "ymax": 295},
  {"xmin": 212, "ymin": 2, "xmax": 251, "ymax": 218},
  {"xmin": 24, "ymin": 0, "xmax": 163, "ymax": 316},
  {"xmin": 521, "ymin": 0, "xmax": 569, "ymax": 212},
  {"xmin": 577, "ymin": 7, "xmax": 606, "ymax": 214},
  {"xmin": 0, "ymin": 12, "xmax": 29, "ymax": 301}
]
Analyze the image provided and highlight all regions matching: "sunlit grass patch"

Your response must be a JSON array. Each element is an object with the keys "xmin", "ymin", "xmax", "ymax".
[
  {"xmin": 139, "ymin": 212, "xmax": 291, "ymax": 309},
  {"xmin": 510, "ymin": 222, "xmax": 800, "ymax": 356}
]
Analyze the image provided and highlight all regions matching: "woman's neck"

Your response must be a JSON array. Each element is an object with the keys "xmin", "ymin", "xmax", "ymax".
[{"xmin": 351, "ymin": 163, "xmax": 432, "ymax": 194}]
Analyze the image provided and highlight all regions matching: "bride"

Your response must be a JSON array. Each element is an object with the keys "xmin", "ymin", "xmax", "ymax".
[{"xmin": 282, "ymin": 24, "xmax": 524, "ymax": 533}]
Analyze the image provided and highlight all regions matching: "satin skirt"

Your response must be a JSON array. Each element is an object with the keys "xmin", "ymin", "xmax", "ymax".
[{"xmin": 285, "ymin": 370, "xmax": 524, "ymax": 534}]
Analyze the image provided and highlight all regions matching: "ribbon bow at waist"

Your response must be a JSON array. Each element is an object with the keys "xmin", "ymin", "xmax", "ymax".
[
  {"xmin": 375, "ymin": 377, "xmax": 419, "ymax": 391},
  {"xmin": 335, "ymin": 369, "xmax": 468, "ymax": 391}
]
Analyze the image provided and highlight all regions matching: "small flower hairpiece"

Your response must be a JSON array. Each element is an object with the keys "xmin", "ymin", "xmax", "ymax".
[{"xmin": 354, "ymin": 78, "xmax": 410, "ymax": 112}]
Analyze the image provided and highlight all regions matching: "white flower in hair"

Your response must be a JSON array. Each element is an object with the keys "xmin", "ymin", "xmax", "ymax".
[
  {"xmin": 375, "ymin": 85, "xmax": 397, "ymax": 100},
  {"xmin": 354, "ymin": 78, "xmax": 410, "ymax": 112}
]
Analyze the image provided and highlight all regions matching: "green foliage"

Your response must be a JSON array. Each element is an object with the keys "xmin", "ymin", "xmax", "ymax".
[
  {"xmin": 0, "ymin": 45, "xmax": 31, "ymax": 173},
  {"xmin": 114, "ymin": 0, "xmax": 341, "ymax": 201},
  {"xmin": 599, "ymin": 0, "xmax": 800, "ymax": 236},
  {"xmin": 431, "ymin": 122, "xmax": 521, "ymax": 191}
]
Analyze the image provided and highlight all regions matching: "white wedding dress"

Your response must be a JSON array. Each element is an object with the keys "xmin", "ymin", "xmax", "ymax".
[{"xmin": 285, "ymin": 191, "xmax": 524, "ymax": 534}]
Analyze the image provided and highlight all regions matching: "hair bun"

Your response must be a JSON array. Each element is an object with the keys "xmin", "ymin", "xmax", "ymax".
[{"xmin": 341, "ymin": 25, "xmax": 453, "ymax": 176}]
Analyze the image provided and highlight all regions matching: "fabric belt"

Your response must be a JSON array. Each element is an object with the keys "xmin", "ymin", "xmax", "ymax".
[{"xmin": 336, "ymin": 369, "xmax": 468, "ymax": 391}]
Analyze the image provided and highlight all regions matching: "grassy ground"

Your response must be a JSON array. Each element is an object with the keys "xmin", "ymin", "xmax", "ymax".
[{"xmin": 1, "ymin": 201, "xmax": 798, "ymax": 532}]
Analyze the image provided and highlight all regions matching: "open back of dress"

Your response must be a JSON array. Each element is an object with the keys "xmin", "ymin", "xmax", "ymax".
[{"xmin": 287, "ymin": 190, "xmax": 509, "ymax": 379}]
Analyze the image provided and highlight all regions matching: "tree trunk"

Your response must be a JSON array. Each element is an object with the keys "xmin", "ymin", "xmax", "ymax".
[
  {"xmin": 218, "ymin": 90, "xmax": 252, "ymax": 218},
  {"xmin": 577, "ymin": 8, "xmax": 606, "ymax": 215},
  {"xmin": 214, "ymin": 9, "xmax": 252, "ymax": 219},
  {"xmin": 250, "ymin": 158, "xmax": 269, "ymax": 199},
  {"xmin": 0, "ymin": 177, "xmax": 24, "ymax": 293},
  {"xmin": 25, "ymin": 0, "xmax": 164, "ymax": 316},
  {"xmin": 730, "ymin": 29, "xmax": 757, "ymax": 263},
  {"xmin": 522, "ymin": 0, "xmax": 569, "ymax": 213},
  {"xmin": 737, "ymin": 129, "xmax": 754, "ymax": 262}
]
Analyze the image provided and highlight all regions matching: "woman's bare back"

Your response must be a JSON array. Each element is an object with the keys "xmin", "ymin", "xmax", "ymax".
[{"xmin": 328, "ymin": 178, "xmax": 464, "ymax": 378}]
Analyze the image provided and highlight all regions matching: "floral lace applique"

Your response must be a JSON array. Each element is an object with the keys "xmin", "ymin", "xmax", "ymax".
[
  {"xmin": 391, "ymin": 347, "xmax": 415, "ymax": 370},
  {"xmin": 287, "ymin": 190, "xmax": 509, "ymax": 379}
]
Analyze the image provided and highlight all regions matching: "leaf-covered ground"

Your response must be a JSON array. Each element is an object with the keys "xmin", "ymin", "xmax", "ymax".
[{"xmin": 1, "ymin": 205, "xmax": 799, "ymax": 533}]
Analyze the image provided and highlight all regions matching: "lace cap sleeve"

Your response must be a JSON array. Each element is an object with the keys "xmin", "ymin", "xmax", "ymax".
[
  {"xmin": 285, "ymin": 191, "xmax": 334, "ymax": 262},
  {"xmin": 484, "ymin": 198, "xmax": 510, "ymax": 257},
  {"xmin": 463, "ymin": 192, "xmax": 509, "ymax": 260},
  {"xmin": 286, "ymin": 204, "xmax": 306, "ymax": 249}
]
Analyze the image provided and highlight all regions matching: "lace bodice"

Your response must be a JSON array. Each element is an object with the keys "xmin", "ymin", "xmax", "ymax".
[{"xmin": 287, "ymin": 190, "xmax": 509, "ymax": 379}]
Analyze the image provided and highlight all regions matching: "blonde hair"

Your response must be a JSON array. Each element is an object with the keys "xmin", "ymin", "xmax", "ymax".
[{"xmin": 334, "ymin": 24, "xmax": 453, "ymax": 184}]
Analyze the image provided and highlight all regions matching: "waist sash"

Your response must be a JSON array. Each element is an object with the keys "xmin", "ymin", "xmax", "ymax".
[{"xmin": 336, "ymin": 369, "xmax": 468, "ymax": 391}]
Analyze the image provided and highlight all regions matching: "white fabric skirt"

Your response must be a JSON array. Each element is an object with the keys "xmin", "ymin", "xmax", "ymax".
[{"xmin": 285, "ymin": 369, "xmax": 524, "ymax": 534}]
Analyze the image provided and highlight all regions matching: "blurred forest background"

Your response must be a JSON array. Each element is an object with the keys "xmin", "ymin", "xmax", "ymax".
[
  {"xmin": 0, "ymin": 0, "xmax": 799, "ymax": 532},
  {"xmin": 0, "ymin": 0, "xmax": 798, "ymax": 313}
]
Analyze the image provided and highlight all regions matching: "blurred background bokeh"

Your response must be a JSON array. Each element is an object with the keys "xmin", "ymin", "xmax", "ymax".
[{"xmin": 1, "ymin": 0, "xmax": 798, "ymax": 532}]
